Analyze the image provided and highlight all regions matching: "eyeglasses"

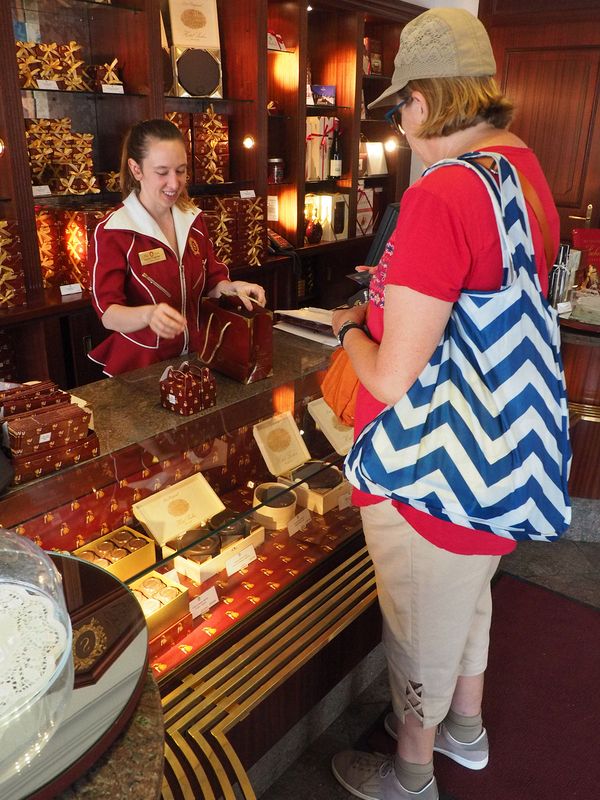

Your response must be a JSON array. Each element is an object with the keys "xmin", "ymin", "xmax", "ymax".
[{"xmin": 385, "ymin": 98, "xmax": 410, "ymax": 136}]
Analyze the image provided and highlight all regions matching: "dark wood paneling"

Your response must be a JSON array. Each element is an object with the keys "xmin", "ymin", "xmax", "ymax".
[{"xmin": 481, "ymin": 3, "xmax": 600, "ymax": 238}]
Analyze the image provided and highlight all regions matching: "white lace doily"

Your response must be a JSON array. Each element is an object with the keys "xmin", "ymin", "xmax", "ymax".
[{"xmin": 0, "ymin": 583, "xmax": 68, "ymax": 719}]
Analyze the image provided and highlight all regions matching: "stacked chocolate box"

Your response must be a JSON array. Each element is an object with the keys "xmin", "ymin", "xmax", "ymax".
[
  {"xmin": 15, "ymin": 40, "xmax": 122, "ymax": 93},
  {"xmin": 26, "ymin": 117, "xmax": 100, "ymax": 195},
  {"xmin": 35, "ymin": 204, "xmax": 111, "ymax": 289},
  {"xmin": 0, "ymin": 381, "xmax": 98, "ymax": 485},
  {"xmin": 0, "ymin": 331, "xmax": 18, "ymax": 383},
  {"xmin": 197, "ymin": 195, "xmax": 267, "ymax": 267},
  {"xmin": 0, "ymin": 217, "xmax": 26, "ymax": 308},
  {"xmin": 166, "ymin": 106, "xmax": 229, "ymax": 184}
]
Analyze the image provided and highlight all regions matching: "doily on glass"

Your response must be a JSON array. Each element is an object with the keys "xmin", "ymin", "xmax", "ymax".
[{"xmin": 0, "ymin": 584, "xmax": 68, "ymax": 718}]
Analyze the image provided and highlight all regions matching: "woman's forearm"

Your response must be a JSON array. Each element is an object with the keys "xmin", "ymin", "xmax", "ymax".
[{"xmin": 101, "ymin": 304, "xmax": 152, "ymax": 333}]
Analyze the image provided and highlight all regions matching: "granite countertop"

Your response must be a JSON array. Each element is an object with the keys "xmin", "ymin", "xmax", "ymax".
[
  {"xmin": 56, "ymin": 670, "xmax": 164, "ymax": 800},
  {"xmin": 73, "ymin": 330, "xmax": 332, "ymax": 455}
]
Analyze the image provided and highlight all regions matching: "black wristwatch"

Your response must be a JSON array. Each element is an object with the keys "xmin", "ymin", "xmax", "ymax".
[{"xmin": 337, "ymin": 320, "xmax": 364, "ymax": 347}]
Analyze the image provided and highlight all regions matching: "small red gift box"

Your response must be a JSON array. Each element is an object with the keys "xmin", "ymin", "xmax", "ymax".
[{"xmin": 159, "ymin": 361, "xmax": 216, "ymax": 415}]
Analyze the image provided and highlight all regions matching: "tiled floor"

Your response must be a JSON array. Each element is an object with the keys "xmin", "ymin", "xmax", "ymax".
[{"xmin": 259, "ymin": 498, "xmax": 600, "ymax": 800}]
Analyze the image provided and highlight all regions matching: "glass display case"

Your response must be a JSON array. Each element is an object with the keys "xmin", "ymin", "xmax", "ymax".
[{"xmin": 0, "ymin": 337, "xmax": 365, "ymax": 685}]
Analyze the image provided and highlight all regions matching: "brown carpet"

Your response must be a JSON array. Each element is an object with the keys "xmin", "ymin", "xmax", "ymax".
[{"xmin": 361, "ymin": 573, "xmax": 600, "ymax": 800}]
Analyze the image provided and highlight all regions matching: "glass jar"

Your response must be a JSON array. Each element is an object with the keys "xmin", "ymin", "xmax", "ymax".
[
  {"xmin": 267, "ymin": 158, "xmax": 284, "ymax": 184},
  {"xmin": 0, "ymin": 532, "xmax": 74, "ymax": 781}
]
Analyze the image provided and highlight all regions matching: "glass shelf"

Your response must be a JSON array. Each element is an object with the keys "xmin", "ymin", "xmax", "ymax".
[
  {"xmin": 15, "ymin": 0, "xmax": 144, "ymax": 13},
  {"xmin": 306, "ymin": 105, "xmax": 350, "ymax": 116},
  {"xmin": 21, "ymin": 87, "xmax": 146, "ymax": 98}
]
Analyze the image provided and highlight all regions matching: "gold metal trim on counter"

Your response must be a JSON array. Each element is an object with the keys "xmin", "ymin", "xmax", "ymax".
[
  {"xmin": 160, "ymin": 546, "xmax": 377, "ymax": 800},
  {"xmin": 569, "ymin": 401, "xmax": 600, "ymax": 423}
]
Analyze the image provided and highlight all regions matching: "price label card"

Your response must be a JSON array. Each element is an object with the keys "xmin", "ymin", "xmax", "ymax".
[
  {"xmin": 288, "ymin": 507, "xmax": 312, "ymax": 537},
  {"xmin": 267, "ymin": 195, "xmax": 279, "ymax": 222},
  {"xmin": 189, "ymin": 585, "xmax": 220, "ymax": 618},
  {"xmin": 32, "ymin": 185, "xmax": 51, "ymax": 197},
  {"xmin": 226, "ymin": 545, "xmax": 257, "ymax": 576},
  {"xmin": 239, "ymin": 189, "xmax": 256, "ymax": 199},
  {"xmin": 338, "ymin": 491, "xmax": 352, "ymax": 511},
  {"xmin": 101, "ymin": 84, "xmax": 124, "ymax": 94},
  {"xmin": 59, "ymin": 283, "xmax": 83, "ymax": 296},
  {"xmin": 37, "ymin": 79, "xmax": 58, "ymax": 91}
]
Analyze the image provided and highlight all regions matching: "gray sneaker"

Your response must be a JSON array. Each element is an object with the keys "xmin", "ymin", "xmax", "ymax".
[
  {"xmin": 384, "ymin": 712, "xmax": 489, "ymax": 771},
  {"xmin": 331, "ymin": 750, "xmax": 439, "ymax": 800}
]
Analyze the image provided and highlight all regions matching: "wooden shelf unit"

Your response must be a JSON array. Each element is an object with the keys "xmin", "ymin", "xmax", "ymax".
[{"xmin": 0, "ymin": 0, "xmax": 421, "ymax": 383}]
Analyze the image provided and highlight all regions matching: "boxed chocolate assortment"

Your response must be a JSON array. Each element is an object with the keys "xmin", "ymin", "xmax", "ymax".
[
  {"xmin": 132, "ymin": 472, "xmax": 265, "ymax": 585},
  {"xmin": 74, "ymin": 527, "xmax": 155, "ymax": 583},
  {"xmin": 162, "ymin": 511, "xmax": 265, "ymax": 585},
  {"xmin": 196, "ymin": 195, "xmax": 268, "ymax": 268},
  {"xmin": 0, "ymin": 382, "xmax": 98, "ymax": 484},
  {"xmin": 159, "ymin": 361, "xmax": 216, "ymax": 415},
  {"xmin": 0, "ymin": 217, "xmax": 26, "ymax": 308},
  {"xmin": 130, "ymin": 571, "xmax": 189, "ymax": 639},
  {"xmin": 253, "ymin": 411, "xmax": 350, "ymax": 515},
  {"xmin": 26, "ymin": 117, "xmax": 99, "ymax": 196},
  {"xmin": 166, "ymin": 107, "xmax": 230, "ymax": 185},
  {"xmin": 15, "ymin": 39, "xmax": 122, "ymax": 93},
  {"xmin": 252, "ymin": 482, "xmax": 297, "ymax": 531},
  {"xmin": 35, "ymin": 203, "xmax": 111, "ymax": 289},
  {"xmin": 306, "ymin": 397, "xmax": 354, "ymax": 456}
]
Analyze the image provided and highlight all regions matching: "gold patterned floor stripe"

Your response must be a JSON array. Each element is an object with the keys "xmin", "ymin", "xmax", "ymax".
[{"xmin": 161, "ymin": 546, "xmax": 377, "ymax": 799}]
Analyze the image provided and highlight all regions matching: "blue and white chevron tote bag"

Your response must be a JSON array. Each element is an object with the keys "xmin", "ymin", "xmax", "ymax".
[{"xmin": 345, "ymin": 153, "xmax": 571, "ymax": 542}]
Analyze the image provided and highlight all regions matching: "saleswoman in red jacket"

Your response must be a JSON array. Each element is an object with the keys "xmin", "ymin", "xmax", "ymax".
[{"xmin": 89, "ymin": 118, "xmax": 266, "ymax": 376}]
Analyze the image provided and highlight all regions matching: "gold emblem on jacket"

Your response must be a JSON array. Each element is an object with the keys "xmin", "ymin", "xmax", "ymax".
[{"xmin": 189, "ymin": 238, "xmax": 200, "ymax": 256}]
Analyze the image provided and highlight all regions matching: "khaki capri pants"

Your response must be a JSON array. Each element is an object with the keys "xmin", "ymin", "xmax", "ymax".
[{"xmin": 361, "ymin": 501, "xmax": 501, "ymax": 729}]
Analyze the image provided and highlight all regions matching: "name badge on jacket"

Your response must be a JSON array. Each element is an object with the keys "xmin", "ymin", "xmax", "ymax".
[{"xmin": 139, "ymin": 247, "xmax": 166, "ymax": 266}]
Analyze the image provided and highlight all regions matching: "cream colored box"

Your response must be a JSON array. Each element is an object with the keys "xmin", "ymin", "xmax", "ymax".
[
  {"xmin": 253, "ymin": 411, "xmax": 349, "ymax": 516},
  {"xmin": 161, "ymin": 523, "xmax": 265, "ymax": 584},
  {"xmin": 132, "ymin": 473, "xmax": 225, "ymax": 547},
  {"xmin": 129, "ymin": 570, "xmax": 189, "ymax": 640},
  {"xmin": 73, "ymin": 527, "xmax": 155, "ymax": 583},
  {"xmin": 307, "ymin": 397, "xmax": 354, "ymax": 455}
]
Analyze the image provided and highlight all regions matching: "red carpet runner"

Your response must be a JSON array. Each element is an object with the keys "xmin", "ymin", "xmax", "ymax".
[{"xmin": 364, "ymin": 573, "xmax": 600, "ymax": 800}]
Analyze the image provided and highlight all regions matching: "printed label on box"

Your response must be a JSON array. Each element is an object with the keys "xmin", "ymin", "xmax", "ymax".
[
  {"xmin": 38, "ymin": 432, "xmax": 52, "ymax": 444},
  {"xmin": 37, "ymin": 79, "xmax": 58, "ymax": 91}
]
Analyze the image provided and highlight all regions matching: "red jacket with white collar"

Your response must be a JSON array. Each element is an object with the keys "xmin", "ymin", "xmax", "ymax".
[{"xmin": 89, "ymin": 192, "xmax": 229, "ymax": 376}]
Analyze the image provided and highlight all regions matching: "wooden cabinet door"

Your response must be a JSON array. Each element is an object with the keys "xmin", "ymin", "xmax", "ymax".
[{"xmin": 480, "ymin": 1, "xmax": 600, "ymax": 239}]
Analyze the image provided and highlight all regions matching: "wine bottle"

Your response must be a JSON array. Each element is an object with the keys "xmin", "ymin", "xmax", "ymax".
[{"xmin": 329, "ymin": 118, "xmax": 342, "ymax": 178}]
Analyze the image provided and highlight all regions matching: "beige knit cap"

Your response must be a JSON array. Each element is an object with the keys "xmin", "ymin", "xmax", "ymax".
[{"xmin": 369, "ymin": 7, "xmax": 496, "ymax": 109}]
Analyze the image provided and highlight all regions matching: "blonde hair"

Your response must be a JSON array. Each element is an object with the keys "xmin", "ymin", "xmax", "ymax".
[
  {"xmin": 402, "ymin": 76, "xmax": 513, "ymax": 138},
  {"xmin": 119, "ymin": 119, "xmax": 195, "ymax": 211}
]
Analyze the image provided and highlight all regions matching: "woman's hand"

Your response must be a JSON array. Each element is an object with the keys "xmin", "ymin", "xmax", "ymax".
[
  {"xmin": 332, "ymin": 303, "xmax": 368, "ymax": 337},
  {"xmin": 210, "ymin": 280, "xmax": 267, "ymax": 310},
  {"xmin": 146, "ymin": 302, "xmax": 187, "ymax": 338}
]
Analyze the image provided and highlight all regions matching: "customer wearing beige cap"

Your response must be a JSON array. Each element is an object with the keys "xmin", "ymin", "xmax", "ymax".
[{"xmin": 331, "ymin": 7, "xmax": 559, "ymax": 800}]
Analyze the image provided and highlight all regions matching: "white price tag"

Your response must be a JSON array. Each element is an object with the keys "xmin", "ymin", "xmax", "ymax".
[
  {"xmin": 239, "ymin": 189, "xmax": 256, "ymax": 199},
  {"xmin": 59, "ymin": 283, "xmax": 83, "ymax": 296},
  {"xmin": 338, "ymin": 491, "xmax": 352, "ymax": 511},
  {"xmin": 267, "ymin": 195, "xmax": 279, "ymax": 222},
  {"xmin": 288, "ymin": 507, "xmax": 312, "ymax": 537},
  {"xmin": 37, "ymin": 79, "xmax": 58, "ymax": 91},
  {"xmin": 101, "ymin": 83, "xmax": 125, "ymax": 94},
  {"xmin": 32, "ymin": 185, "xmax": 51, "ymax": 197},
  {"xmin": 225, "ymin": 545, "xmax": 257, "ymax": 576},
  {"xmin": 168, "ymin": 393, "xmax": 177, "ymax": 405},
  {"xmin": 38, "ymin": 432, "xmax": 52, "ymax": 444},
  {"xmin": 189, "ymin": 585, "xmax": 220, "ymax": 618}
]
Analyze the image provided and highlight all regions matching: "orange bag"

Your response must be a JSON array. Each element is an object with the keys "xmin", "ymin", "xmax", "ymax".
[{"xmin": 321, "ymin": 347, "xmax": 359, "ymax": 427}]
